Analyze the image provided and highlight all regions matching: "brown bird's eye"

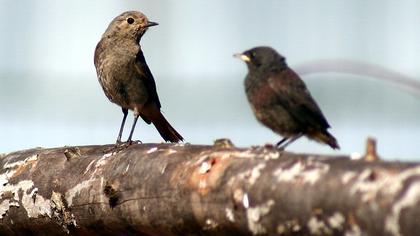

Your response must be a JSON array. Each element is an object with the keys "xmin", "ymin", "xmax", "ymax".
[{"xmin": 127, "ymin": 17, "xmax": 135, "ymax": 24}]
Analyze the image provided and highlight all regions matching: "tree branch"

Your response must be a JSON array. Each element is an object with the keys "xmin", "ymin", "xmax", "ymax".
[{"xmin": 0, "ymin": 140, "xmax": 419, "ymax": 236}]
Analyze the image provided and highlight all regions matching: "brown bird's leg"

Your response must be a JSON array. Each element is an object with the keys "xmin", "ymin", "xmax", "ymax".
[
  {"xmin": 127, "ymin": 114, "xmax": 140, "ymax": 144},
  {"xmin": 116, "ymin": 108, "xmax": 128, "ymax": 144},
  {"xmin": 277, "ymin": 133, "xmax": 303, "ymax": 151},
  {"xmin": 276, "ymin": 138, "xmax": 288, "ymax": 148}
]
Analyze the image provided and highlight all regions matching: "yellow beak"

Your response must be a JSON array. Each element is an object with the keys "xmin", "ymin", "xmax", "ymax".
[{"xmin": 233, "ymin": 53, "xmax": 251, "ymax": 62}]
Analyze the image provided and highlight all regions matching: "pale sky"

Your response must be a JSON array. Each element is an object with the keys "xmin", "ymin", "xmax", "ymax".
[{"xmin": 1, "ymin": 0, "xmax": 420, "ymax": 159}]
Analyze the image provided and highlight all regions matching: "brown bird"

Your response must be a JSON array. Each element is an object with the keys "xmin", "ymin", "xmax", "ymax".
[
  {"xmin": 94, "ymin": 11, "xmax": 183, "ymax": 144},
  {"xmin": 235, "ymin": 46, "xmax": 339, "ymax": 150}
]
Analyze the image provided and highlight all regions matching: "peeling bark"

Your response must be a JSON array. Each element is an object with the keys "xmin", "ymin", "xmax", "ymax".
[{"xmin": 0, "ymin": 142, "xmax": 419, "ymax": 236}]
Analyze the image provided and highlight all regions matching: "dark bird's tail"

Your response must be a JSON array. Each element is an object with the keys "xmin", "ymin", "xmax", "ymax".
[
  {"xmin": 311, "ymin": 130, "xmax": 340, "ymax": 150},
  {"xmin": 150, "ymin": 111, "xmax": 183, "ymax": 143}
]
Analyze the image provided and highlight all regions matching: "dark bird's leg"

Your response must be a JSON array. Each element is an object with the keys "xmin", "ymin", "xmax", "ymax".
[
  {"xmin": 276, "ymin": 138, "xmax": 288, "ymax": 148},
  {"xmin": 277, "ymin": 133, "xmax": 303, "ymax": 151},
  {"xmin": 116, "ymin": 108, "xmax": 128, "ymax": 144},
  {"xmin": 127, "ymin": 114, "xmax": 140, "ymax": 144}
]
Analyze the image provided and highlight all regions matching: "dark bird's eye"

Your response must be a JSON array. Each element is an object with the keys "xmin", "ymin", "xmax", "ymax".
[
  {"xmin": 127, "ymin": 18, "xmax": 135, "ymax": 24},
  {"xmin": 249, "ymin": 52, "xmax": 262, "ymax": 66},
  {"xmin": 250, "ymin": 52, "xmax": 257, "ymax": 60}
]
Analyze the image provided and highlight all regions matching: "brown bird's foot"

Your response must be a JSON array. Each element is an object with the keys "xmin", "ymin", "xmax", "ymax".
[
  {"xmin": 102, "ymin": 142, "xmax": 129, "ymax": 154},
  {"xmin": 115, "ymin": 141, "xmax": 129, "ymax": 147},
  {"xmin": 116, "ymin": 139, "xmax": 126, "ymax": 145},
  {"xmin": 107, "ymin": 139, "xmax": 141, "ymax": 153},
  {"xmin": 112, "ymin": 145, "xmax": 129, "ymax": 153}
]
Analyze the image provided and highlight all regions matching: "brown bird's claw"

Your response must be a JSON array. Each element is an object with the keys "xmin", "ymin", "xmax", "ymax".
[
  {"xmin": 107, "ymin": 139, "xmax": 141, "ymax": 153},
  {"xmin": 116, "ymin": 140, "xmax": 125, "ymax": 145},
  {"xmin": 113, "ymin": 145, "xmax": 128, "ymax": 153},
  {"xmin": 102, "ymin": 142, "xmax": 129, "ymax": 154},
  {"xmin": 116, "ymin": 141, "xmax": 129, "ymax": 147}
]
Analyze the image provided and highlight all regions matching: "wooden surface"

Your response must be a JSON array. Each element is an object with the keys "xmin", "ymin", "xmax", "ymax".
[{"xmin": 0, "ymin": 141, "xmax": 419, "ymax": 236}]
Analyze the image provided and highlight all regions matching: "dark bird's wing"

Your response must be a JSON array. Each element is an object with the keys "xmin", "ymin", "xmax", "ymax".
[
  {"xmin": 268, "ymin": 68, "xmax": 331, "ymax": 130},
  {"xmin": 134, "ymin": 49, "xmax": 161, "ymax": 108}
]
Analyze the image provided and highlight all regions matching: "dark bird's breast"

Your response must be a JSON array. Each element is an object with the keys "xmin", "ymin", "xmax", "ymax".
[{"xmin": 245, "ymin": 76, "xmax": 302, "ymax": 137}]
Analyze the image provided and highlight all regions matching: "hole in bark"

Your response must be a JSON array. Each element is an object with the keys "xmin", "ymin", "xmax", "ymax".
[
  {"xmin": 88, "ymin": 207, "xmax": 94, "ymax": 215},
  {"xmin": 366, "ymin": 170, "xmax": 376, "ymax": 181},
  {"xmin": 104, "ymin": 184, "xmax": 119, "ymax": 208},
  {"xmin": 109, "ymin": 195, "xmax": 119, "ymax": 208},
  {"xmin": 67, "ymin": 223, "xmax": 77, "ymax": 232}
]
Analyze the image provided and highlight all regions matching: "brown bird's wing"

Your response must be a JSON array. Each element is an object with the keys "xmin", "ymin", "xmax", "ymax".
[
  {"xmin": 267, "ymin": 68, "xmax": 331, "ymax": 130},
  {"xmin": 134, "ymin": 49, "xmax": 161, "ymax": 109},
  {"xmin": 133, "ymin": 49, "xmax": 183, "ymax": 143}
]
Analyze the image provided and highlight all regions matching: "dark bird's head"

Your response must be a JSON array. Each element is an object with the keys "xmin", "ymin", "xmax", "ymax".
[
  {"xmin": 102, "ymin": 11, "xmax": 158, "ymax": 43},
  {"xmin": 234, "ymin": 46, "xmax": 287, "ymax": 72}
]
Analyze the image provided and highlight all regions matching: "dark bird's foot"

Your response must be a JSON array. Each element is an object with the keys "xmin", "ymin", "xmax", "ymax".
[
  {"xmin": 115, "ymin": 139, "xmax": 141, "ymax": 146},
  {"xmin": 275, "ymin": 142, "xmax": 286, "ymax": 152},
  {"xmin": 127, "ymin": 139, "xmax": 142, "ymax": 145},
  {"xmin": 275, "ymin": 139, "xmax": 288, "ymax": 154},
  {"xmin": 276, "ymin": 145, "xmax": 285, "ymax": 152},
  {"xmin": 276, "ymin": 145, "xmax": 286, "ymax": 156},
  {"xmin": 274, "ymin": 145, "xmax": 287, "ymax": 158},
  {"xmin": 275, "ymin": 138, "xmax": 288, "ymax": 150},
  {"xmin": 275, "ymin": 134, "xmax": 303, "ymax": 151}
]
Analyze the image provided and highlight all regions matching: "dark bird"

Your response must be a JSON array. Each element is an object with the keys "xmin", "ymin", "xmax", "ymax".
[
  {"xmin": 235, "ymin": 46, "xmax": 339, "ymax": 150},
  {"xmin": 94, "ymin": 11, "xmax": 183, "ymax": 144}
]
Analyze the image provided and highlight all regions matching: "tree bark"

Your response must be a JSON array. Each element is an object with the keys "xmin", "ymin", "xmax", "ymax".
[{"xmin": 0, "ymin": 141, "xmax": 419, "ymax": 236}]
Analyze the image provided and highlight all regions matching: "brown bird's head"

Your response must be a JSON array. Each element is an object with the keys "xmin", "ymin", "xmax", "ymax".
[
  {"xmin": 102, "ymin": 11, "xmax": 158, "ymax": 43},
  {"xmin": 234, "ymin": 46, "xmax": 287, "ymax": 72}
]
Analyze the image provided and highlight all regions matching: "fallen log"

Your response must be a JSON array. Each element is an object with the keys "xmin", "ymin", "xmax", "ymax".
[{"xmin": 0, "ymin": 140, "xmax": 419, "ymax": 236}]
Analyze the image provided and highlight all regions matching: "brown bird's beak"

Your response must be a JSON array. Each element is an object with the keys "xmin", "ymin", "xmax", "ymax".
[
  {"xmin": 145, "ymin": 21, "xmax": 159, "ymax": 28},
  {"xmin": 233, "ymin": 53, "xmax": 251, "ymax": 62}
]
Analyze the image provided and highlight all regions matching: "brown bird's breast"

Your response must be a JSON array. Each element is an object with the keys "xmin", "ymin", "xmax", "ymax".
[{"xmin": 95, "ymin": 47, "xmax": 149, "ymax": 111}]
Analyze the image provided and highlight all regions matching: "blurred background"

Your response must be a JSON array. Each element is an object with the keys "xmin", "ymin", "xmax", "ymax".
[{"xmin": 1, "ymin": 0, "xmax": 419, "ymax": 160}]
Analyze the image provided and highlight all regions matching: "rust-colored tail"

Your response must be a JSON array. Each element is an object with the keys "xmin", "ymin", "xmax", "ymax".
[
  {"xmin": 311, "ymin": 130, "xmax": 340, "ymax": 150},
  {"xmin": 150, "ymin": 110, "xmax": 183, "ymax": 143}
]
